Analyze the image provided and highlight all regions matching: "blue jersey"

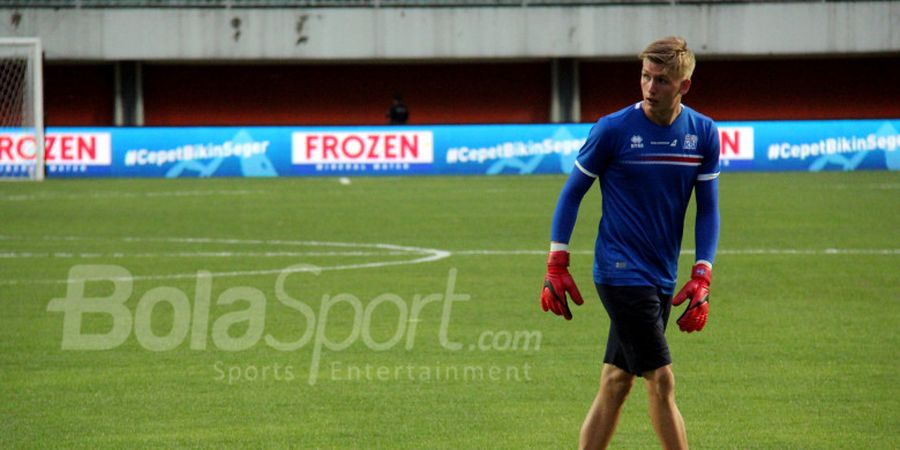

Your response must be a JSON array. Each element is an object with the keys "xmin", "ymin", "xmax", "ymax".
[{"xmin": 574, "ymin": 102, "xmax": 720, "ymax": 293}]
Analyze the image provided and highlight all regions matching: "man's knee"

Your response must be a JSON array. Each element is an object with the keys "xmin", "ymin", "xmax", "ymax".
[
  {"xmin": 600, "ymin": 364, "xmax": 635, "ymax": 399},
  {"xmin": 644, "ymin": 365, "xmax": 676, "ymax": 400}
]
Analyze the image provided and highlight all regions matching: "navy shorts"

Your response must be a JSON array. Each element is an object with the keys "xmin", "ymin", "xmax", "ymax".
[{"xmin": 596, "ymin": 284, "xmax": 673, "ymax": 376}]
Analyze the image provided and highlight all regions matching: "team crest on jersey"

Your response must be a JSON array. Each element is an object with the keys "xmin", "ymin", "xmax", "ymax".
[
  {"xmin": 630, "ymin": 135, "xmax": 644, "ymax": 149},
  {"xmin": 683, "ymin": 134, "xmax": 698, "ymax": 150}
]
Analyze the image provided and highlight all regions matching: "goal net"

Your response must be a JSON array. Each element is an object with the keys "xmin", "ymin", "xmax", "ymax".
[{"xmin": 0, "ymin": 38, "xmax": 44, "ymax": 181}]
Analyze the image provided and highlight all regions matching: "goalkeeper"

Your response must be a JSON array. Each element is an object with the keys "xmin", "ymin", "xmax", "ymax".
[{"xmin": 540, "ymin": 37, "xmax": 720, "ymax": 449}]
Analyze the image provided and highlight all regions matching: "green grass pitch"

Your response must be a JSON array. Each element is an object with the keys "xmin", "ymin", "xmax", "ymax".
[{"xmin": 1, "ymin": 171, "xmax": 898, "ymax": 448}]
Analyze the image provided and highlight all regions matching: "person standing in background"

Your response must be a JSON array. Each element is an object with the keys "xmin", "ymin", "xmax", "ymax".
[{"xmin": 387, "ymin": 94, "xmax": 409, "ymax": 125}]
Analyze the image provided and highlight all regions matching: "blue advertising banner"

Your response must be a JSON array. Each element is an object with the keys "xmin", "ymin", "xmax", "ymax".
[
  {"xmin": 728, "ymin": 120, "xmax": 900, "ymax": 172},
  {"xmin": 1, "ymin": 119, "xmax": 895, "ymax": 178}
]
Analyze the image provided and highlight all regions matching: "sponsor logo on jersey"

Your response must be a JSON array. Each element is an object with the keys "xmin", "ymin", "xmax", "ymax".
[{"xmin": 630, "ymin": 135, "xmax": 644, "ymax": 149}]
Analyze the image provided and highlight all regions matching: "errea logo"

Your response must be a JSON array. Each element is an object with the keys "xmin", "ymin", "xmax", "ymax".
[{"xmin": 630, "ymin": 135, "xmax": 644, "ymax": 149}]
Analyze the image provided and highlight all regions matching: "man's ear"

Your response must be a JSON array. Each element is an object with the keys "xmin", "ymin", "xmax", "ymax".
[{"xmin": 679, "ymin": 78, "xmax": 692, "ymax": 96}]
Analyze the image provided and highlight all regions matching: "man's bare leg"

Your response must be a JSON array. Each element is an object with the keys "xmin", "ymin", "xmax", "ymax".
[
  {"xmin": 579, "ymin": 364, "xmax": 636, "ymax": 450},
  {"xmin": 644, "ymin": 365, "xmax": 688, "ymax": 449}
]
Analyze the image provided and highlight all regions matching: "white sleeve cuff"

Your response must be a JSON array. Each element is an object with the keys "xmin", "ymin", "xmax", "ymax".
[
  {"xmin": 697, "ymin": 172, "xmax": 720, "ymax": 182},
  {"xmin": 574, "ymin": 160, "xmax": 598, "ymax": 178},
  {"xmin": 550, "ymin": 242, "xmax": 569, "ymax": 251}
]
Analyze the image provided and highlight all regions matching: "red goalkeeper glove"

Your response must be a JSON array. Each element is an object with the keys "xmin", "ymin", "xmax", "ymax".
[
  {"xmin": 672, "ymin": 262, "xmax": 711, "ymax": 333},
  {"xmin": 540, "ymin": 251, "xmax": 584, "ymax": 320}
]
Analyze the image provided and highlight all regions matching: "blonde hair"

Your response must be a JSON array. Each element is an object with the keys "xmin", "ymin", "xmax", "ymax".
[{"xmin": 639, "ymin": 36, "xmax": 696, "ymax": 81}]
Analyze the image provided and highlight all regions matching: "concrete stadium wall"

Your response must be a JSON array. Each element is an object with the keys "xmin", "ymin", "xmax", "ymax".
[{"xmin": 2, "ymin": 2, "xmax": 898, "ymax": 61}]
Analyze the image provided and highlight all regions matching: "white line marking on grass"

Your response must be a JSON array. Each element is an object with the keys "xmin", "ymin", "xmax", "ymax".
[
  {"xmin": 0, "ymin": 236, "xmax": 451, "ymax": 286},
  {"xmin": 452, "ymin": 248, "xmax": 900, "ymax": 256},
  {"xmin": 454, "ymin": 249, "xmax": 562, "ymax": 255},
  {"xmin": 715, "ymin": 248, "xmax": 900, "ymax": 255},
  {"xmin": 830, "ymin": 183, "xmax": 900, "ymax": 190},
  {"xmin": 2, "ymin": 235, "xmax": 897, "ymax": 286},
  {"xmin": 0, "ymin": 190, "xmax": 264, "ymax": 202},
  {"xmin": 0, "ymin": 250, "xmax": 429, "ymax": 259}
]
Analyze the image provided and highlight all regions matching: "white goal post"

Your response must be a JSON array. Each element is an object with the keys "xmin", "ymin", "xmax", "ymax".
[{"xmin": 0, "ymin": 38, "xmax": 44, "ymax": 181}]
